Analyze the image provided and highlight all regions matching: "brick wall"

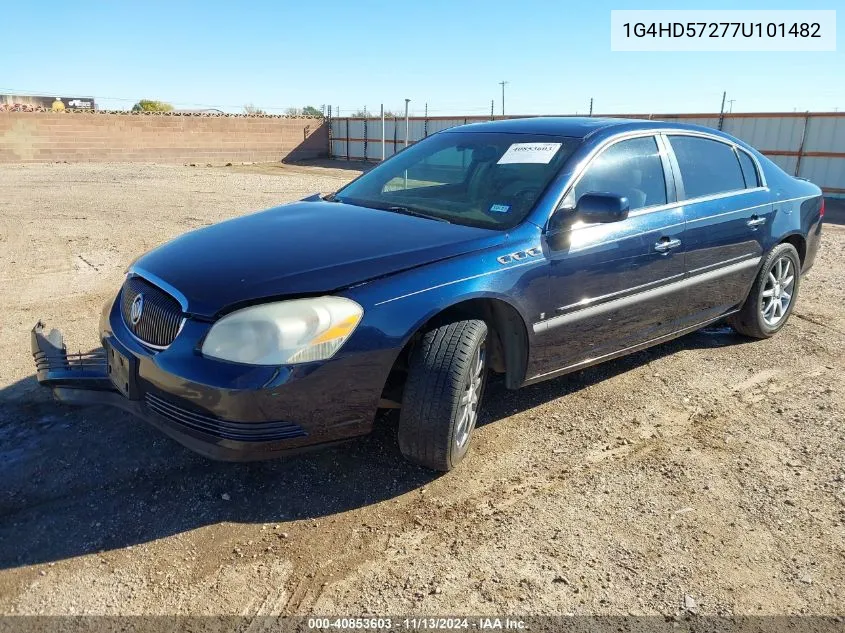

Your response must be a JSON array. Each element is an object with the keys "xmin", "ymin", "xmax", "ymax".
[{"xmin": 0, "ymin": 113, "xmax": 328, "ymax": 164}]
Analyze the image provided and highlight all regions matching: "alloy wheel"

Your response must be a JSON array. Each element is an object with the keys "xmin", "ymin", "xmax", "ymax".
[
  {"xmin": 455, "ymin": 343, "xmax": 485, "ymax": 448},
  {"xmin": 761, "ymin": 256, "xmax": 795, "ymax": 326}
]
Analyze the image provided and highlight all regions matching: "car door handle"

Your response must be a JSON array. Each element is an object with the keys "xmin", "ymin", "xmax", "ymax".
[
  {"xmin": 747, "ymin": 215, "xmax": 767, "ymax": 227},
  {"xmin": 654, "ymin": 238, "xmax": 682, "ymax": 253}
]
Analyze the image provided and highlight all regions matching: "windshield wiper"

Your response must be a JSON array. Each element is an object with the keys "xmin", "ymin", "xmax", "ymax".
[
  {"xmin": 334, "ymin": 197, "xmax": 451, "ymax": 223},
  {"xmin": 384, "ymin": 206, "xmax": 451, "ymax": 223}
]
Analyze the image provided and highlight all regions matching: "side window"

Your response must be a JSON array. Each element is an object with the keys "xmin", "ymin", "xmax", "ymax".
[
  {"xmin": 736, "ymin": 149, "xmax": 760, "ymax": 188},
  {"xmin": 573, "ymin": 136, "xmax": 667, "ymax": 211},
  {"xmin": 668, "ymin": 135, "xmax": 746, "ymax": 199},
  {"xmin": 383, "ymin": 146, "xmax": 468, "ymax": 192}
]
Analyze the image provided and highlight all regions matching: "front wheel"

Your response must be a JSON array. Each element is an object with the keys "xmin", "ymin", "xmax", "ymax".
[
  {"xmin": 398, "ymin": 320, "xmax": 488, "ymax": 471},
  {"xmin": 729, "ymin": 243, "xmax": 801, "ymax": 339}
]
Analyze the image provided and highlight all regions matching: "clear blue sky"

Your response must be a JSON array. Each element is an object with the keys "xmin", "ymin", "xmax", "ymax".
[{"xmin": 1, "ymin": 0, "xmax": 841, "ymax": 115}]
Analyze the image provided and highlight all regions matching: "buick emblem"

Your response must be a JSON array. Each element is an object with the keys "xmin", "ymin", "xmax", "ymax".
[{"xmin": 130, "ymin": 294, "xmax": 145, "ymax": 325}]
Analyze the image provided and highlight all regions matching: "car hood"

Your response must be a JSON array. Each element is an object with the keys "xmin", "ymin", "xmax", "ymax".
[{"xmin": 133, "ymin": 200, "xmax": 502, "ymax": 317}]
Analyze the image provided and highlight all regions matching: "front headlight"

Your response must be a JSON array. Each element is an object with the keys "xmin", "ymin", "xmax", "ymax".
[{"xmin": 201, "ymin": 296, "xmax": 363, "ymax": 365}]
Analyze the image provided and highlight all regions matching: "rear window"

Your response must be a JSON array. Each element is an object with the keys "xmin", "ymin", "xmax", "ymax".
[{"xmin": 668, "ymin": 135, "xmax": 746, "ymax": 200}]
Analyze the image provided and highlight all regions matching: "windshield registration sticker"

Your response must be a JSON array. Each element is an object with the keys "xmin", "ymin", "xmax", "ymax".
[{"xmin": 497, "ymin": 142, "xmax": 562, "ymax": 165}]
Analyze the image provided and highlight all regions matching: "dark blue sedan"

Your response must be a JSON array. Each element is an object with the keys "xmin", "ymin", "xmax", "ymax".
[{"xmin": 32, "ymin": 117, "xmax": 825, "ymax": 470}]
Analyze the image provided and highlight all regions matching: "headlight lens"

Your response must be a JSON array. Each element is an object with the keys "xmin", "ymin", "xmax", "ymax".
[{"xmin": 201, "ymin": 297, "xmax": 363, "ymax": 365}]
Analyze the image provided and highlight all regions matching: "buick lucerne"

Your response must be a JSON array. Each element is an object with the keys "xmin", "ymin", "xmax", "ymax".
[{"xmin": 32, "ymin": 118, "xmax": 824, "ymax": 470}]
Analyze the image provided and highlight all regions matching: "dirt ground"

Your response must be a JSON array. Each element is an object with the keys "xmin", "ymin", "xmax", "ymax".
[{"xmin": 0, "ymin": 162, "xmax": 843, "ymax": 618}]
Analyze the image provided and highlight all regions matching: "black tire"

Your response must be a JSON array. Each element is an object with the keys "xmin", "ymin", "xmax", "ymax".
[
  {"xmin": 398, "ymin": 319, "xmax": 489, "ymax": 471},
  {"xmin": 729, "ymin": 243, "xmax": 801, "ymax": 339}
]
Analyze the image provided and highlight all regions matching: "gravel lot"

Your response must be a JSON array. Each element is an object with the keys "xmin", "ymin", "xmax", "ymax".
[{"xmin": 0, "ymin": 162, "xmax": 843, "ymax": 617}]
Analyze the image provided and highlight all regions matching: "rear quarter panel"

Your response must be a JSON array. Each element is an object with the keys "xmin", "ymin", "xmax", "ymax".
[{"xmin": 754, "ymin": 150, "xmax": 824, "ymax": 272}]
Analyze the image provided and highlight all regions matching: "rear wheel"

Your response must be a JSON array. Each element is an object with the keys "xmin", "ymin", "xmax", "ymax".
[
  {"xmin": 398, "ymin": 320, "xmax": 488, "ymax": 471},
  {"xmin": 729, "ymin": 243, "xmax": 801, "ymax": 339}
]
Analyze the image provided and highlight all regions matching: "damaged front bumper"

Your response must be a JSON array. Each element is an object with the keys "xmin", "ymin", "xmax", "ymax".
[
  {"xmin": 31, "ymin": 320, "xmax": 155, "ymax": 423},
  {"xmin": 30, "ymin": 319, "xmax": 381, "ymax": 461},
  {"xmin": 31, "ymin": 321, "xmax": 311, "ymax": 460},
  {"xmin": 32, "ymin": 321, "xmax": 113, "ymax": 391}
]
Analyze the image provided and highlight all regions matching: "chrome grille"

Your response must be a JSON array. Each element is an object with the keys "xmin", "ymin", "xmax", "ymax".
[
  {"xmin": 120, "ymin": 276, "xmax": 183, "ymax": 348},
  {"xmin": 145, "ymin": 393, "xmax": 308, "ymax": 442}
]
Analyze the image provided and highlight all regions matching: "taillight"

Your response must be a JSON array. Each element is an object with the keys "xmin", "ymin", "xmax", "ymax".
[{"xmin": 819, "ymin": 198, "xmax": 825, "ymax": 218}]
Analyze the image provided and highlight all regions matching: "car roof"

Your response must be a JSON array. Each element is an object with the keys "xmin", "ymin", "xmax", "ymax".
[{"xmin": 447, "ymin": 116, "xmax": 730, "ymax": 141}]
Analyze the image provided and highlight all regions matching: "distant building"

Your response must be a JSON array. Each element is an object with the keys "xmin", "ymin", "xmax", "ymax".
[{"xmin": 0, "ymin": 94, "xmax": 96, "ymax": 111}]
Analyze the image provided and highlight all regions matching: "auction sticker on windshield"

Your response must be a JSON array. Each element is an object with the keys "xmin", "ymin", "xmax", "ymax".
[{"xmin": 497, "ymin": 142, "xmax": 561, "ymax": 164}]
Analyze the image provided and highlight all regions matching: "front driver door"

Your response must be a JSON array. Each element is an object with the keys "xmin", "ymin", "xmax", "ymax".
[{"xmin": 531, "ymin": 134, "xmax": 687, "ymax": 378}]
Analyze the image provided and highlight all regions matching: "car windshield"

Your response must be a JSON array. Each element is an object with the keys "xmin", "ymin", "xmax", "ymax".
[{"xmin": 332, "ymin": 131, "xmax": 581, "ymax": 229}]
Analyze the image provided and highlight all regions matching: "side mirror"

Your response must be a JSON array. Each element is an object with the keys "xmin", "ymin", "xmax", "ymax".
[{"xmin": 576, "ymin": 193, "xmax": 630, "ymax": 223}]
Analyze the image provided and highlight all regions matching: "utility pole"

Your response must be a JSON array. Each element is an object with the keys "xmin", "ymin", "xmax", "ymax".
[
  {"xmin": 718, "ymin": 91, "xmax": 727, "ymax": 131},
  {"xmin": 380, "ymin": 104, "xmax": 385, "ymax": 161},
  {"xmin": 490, "ymin": 99, "xmax": 494, "ymax": 120},
  {"xmin": 499, "ymin": 80, "xmax": 508, "ymax": 116},
  {"xmin": 327, "ymin": 105, "xmax": 332, "ymax": 159},
  {"xmin": 404, "ymin": 98, "xmax": 411, "ymax": 147},
  {"xmin": 589, "ymin": 98, "xmax": 593, "ymax": 116},
  {"xmin": 727, "ymin": 99, "xmax": 736, "ymax": 113}
]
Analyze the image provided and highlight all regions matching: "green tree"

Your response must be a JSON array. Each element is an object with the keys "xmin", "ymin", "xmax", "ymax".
[
  {"xmin": 301, "ymin": 105, "xmax": 323, "ymax": 117},
  {"xmin": 131, "ymin": 100, "xmax": 174, "ymax": 112}
]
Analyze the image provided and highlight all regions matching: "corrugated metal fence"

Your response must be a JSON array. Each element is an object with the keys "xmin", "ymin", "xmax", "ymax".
[{"xmin": 328, "ymin": 112, "xmax": 845, "ymax": 196}]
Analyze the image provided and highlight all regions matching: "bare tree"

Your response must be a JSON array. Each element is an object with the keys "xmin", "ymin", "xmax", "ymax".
[
  {"xmin": 352, "ymin": 109, "xmax": 399, "ymax": 117},
  {"xmin": 243, "ymin": 103, "xmax": 266, "ymax": 115}
]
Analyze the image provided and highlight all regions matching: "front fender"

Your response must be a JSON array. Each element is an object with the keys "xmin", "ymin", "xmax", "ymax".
[{"xmin": 340, "ymin": 228, "xmax": 549, "ymax": 387}]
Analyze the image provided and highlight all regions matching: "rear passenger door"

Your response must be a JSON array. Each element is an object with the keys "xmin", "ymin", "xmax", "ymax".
[{"xmin": 664, "ymin": 134, "xmax": 771, "ymax": 325}]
